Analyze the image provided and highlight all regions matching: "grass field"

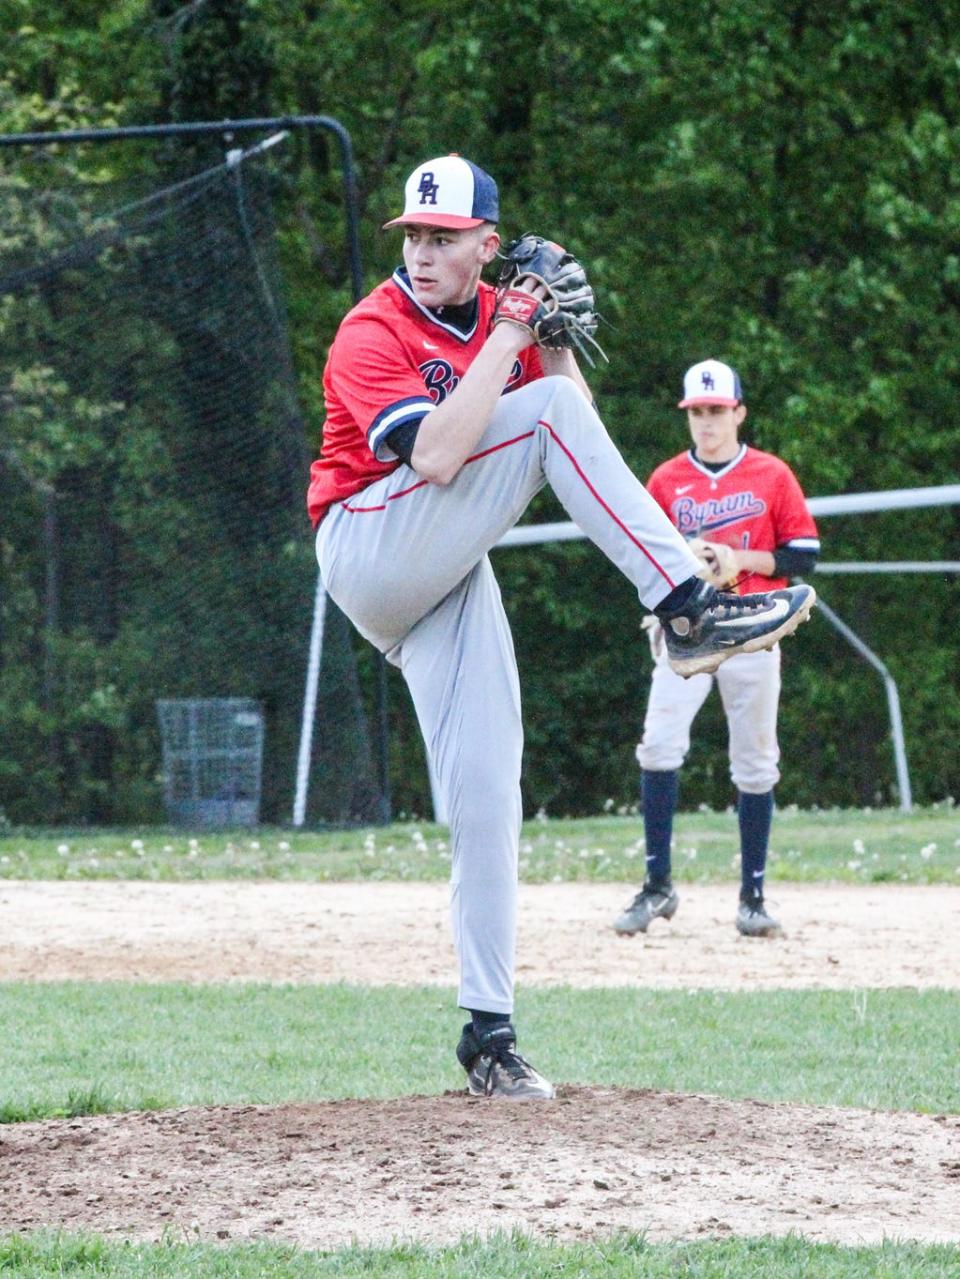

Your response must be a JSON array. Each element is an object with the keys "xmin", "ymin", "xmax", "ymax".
[
  {"xmin": 2, "ymin": 1232, "xmax": 959, "ymax": 1278},
  {"xmin": 1, "ymin": 984, "xmax": 957, "ymax": 1121},
  {"xmin": 2, "ymin": 805, "xmax": 958, "ymax": 1277},
  {"xmin": 2, "ymin": 801, "xmax": 958, "ymax": 883}
]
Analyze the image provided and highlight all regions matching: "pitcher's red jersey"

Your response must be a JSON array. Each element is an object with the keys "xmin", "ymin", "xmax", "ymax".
[{"xmin": 307, "ymin": 270, "xmax": 542, "ymax": 526}]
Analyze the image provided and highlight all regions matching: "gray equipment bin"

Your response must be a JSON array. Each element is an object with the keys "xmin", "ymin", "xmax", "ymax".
[{"xmin": 156, "ymin": 698, "xmax": 265, "ymax": 827}]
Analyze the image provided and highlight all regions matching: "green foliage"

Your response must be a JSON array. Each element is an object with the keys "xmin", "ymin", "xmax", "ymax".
[{"xmin": 1, "ymin": 0, "xmax": 959, "ymax": 820}]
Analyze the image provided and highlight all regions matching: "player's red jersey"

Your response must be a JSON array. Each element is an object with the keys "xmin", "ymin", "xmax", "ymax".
[
  {"xmin": 307, "ymin": 270, "xmax": 543, "ymax": 526},
  {"xmin": 646, "ymin": 444, "xmax": 819, "ymax": 595}
]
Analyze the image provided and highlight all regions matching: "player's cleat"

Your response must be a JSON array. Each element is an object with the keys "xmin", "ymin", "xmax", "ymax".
[
  {"xmin": 612, "ymin": 880, "xmax": 680, "ymax": 935},
  {"xmin": 662, "ymin": 581, "xmax": 816, "ymax": 678},
  {"xmin": 736, "ymin": 895, "xmax": 783, "ymax": 937},
  {"xmin": 456, "ymin": 1023, "xmax": 555, "ymax": 1100}
]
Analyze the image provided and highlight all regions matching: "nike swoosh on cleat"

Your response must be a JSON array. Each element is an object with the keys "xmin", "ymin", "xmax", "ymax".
[{"xmin": 714, "ymin": 598, "xmax": 790, "ymax": 627}]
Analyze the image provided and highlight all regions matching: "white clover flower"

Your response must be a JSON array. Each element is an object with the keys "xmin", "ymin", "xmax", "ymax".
[
  {"xmin": 847, "ymin": 859, "xmax": 862, "ymax": 871},
  {"xmin": 920, "ymin": 843, "xmax": 936, "ymax": 860},
  {"xmin": 278, "ymin": 841, "xmax": 290, "ymax": 851},
  {"xmin": 131, "ymin": 839, "xmax": 144, "ymax": 850},
  {"xmin": 57, "ymin": 843, "xmax": 70, "ymax": 855},
  {"xmin": 852, "ymin": 838, "xmax": 865, "ymax": 855}
]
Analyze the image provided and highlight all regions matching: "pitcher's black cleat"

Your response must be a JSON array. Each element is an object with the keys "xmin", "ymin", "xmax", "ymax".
[
  {"xmin": 456, "ymin": 1023, "xmax": 555, "ymax": 1100},
  {"xmin": 662, "ymin": 581, "xmax": 816, "ymax": 678}
]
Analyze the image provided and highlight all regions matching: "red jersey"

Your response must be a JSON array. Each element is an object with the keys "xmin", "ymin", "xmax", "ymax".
[
  {"xmin": 646, "ymin": 444, "xmax": 819, "ymax": 594},
  {"xmin": 307, "ymin": 271, "xmax": 543, "ymax": 525}
]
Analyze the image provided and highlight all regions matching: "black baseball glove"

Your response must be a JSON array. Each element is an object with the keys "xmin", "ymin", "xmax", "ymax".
[{"xmin": 493, "ymin": 233, "xmax": 607, "ymax": 365}]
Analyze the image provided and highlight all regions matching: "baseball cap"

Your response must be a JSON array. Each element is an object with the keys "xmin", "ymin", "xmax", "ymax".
[
  {"xmin": 382, "ymin": 154, "xmax": 499, "ymax": 230},
  {"xmin": 678, "ymin": 359, "xmax": 744, "ymax": 408}
]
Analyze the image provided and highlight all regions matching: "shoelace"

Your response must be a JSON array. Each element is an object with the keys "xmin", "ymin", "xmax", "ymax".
[
  {"xmin": 478, "ymin": 1043, "xmax": 535, "ymax": 1093},
  {"xmin": 710, "ymin": 592, "xmax": 771, "ymax": 618}
]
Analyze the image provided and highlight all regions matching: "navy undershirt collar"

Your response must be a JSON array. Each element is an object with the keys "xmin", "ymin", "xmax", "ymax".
[
  {"xmin": 431, "ymin": 296, "xmax": 479, "ymax": 333},
  {"xmin": 393, "ymin": 268, "xmax": 480, "ymax": 339}
]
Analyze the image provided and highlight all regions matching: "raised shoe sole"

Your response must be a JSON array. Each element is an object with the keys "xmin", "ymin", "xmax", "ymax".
[{"xmin": 668, "ymin": 587, "xmax": 816, "ymax": 679}]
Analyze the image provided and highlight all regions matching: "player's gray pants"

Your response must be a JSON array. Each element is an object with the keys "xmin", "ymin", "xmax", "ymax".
[
  {"xmin": 637, "ymin": 627, "xmax": 782, "ymax": 793},
  {"xmin": 317, "ymin": 376, "xmax": 702, "ymax": 1013}
]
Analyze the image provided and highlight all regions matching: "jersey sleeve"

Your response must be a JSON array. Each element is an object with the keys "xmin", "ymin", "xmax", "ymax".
[
  {"xmin": 772, "ymin": 460, "xmax": 820, "ymax": 553},
  {"xmin": 325, "ymin": 315, "xmax": 435, "ymax": 461}
]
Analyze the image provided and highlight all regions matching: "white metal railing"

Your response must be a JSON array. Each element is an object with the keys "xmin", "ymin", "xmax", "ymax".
[{"xmin": 294, "ymin": 483, "xmax": 960, "ymax": 825}]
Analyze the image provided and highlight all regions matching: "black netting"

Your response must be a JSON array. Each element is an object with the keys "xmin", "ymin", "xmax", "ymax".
[{"xmin": 0, "ymin": 143, "xmax": 384, "ymax": 826}]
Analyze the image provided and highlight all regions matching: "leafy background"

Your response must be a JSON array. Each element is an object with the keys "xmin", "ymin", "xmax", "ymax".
[{"xmin": 1, "ymin": 0, "xmax": 958, "ymax": 822}]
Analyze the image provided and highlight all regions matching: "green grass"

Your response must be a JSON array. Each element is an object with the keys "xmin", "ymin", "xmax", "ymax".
[
  {"xmin": 0, "ymin": 1232, "xmax": 957, "ymax": 1277},
  {"xmin": 1, "ymin": 803, "xmax": 958, "ymax": 883},
  {"xmin": 1, "ymin": 983, "xmax": 956, "ymax": 1122},
  {"xmin": 3, "ymin": 807, "xmax": 958, "ymax": 1274}
]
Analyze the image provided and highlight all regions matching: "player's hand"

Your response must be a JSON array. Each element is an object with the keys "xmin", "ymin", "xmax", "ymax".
[{"xmin": 491, "ymin": 277, "xmax": 555, "ymax": 352}]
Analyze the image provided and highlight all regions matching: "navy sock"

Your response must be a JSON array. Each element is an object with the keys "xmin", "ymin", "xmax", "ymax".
[
  {"xmin": 641, "ymin": 769, "xmax": 678, "ymax": 885},
  {"xmin": 739, "ymin": 789, "xmax": 775, "ymax": 900}
]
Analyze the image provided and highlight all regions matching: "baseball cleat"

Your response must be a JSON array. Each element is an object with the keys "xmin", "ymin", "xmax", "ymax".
[
  {"xmin": 613, "ymin": 880, "xmax": 679, "ymax": 935},
  {"xmin": 456, "ymin": 1023, "xmax": 555, "ymax": 1101},
  {"xmin": 736, "ymin": 895, "xmax": 783, "ymax": 937},
  {"xmin": 663, "ymin": 582, "xmax": 816, "ymax": 679}
]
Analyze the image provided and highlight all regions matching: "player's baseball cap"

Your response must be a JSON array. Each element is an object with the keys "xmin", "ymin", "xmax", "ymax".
[
  {"xmin": 383, "ymin": 155, "xmax": 499, "ymax": 230},
  {"xmin": 678, "ymin": 359, "xmax": 744, "ymax": 408}
]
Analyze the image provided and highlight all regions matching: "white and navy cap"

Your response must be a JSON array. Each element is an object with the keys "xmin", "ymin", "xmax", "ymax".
[
  {"xmin": 678, "ymin": 359, "xmax": 744, "ymax": 408},
  {"xmin": 383, "ymin": 154, "xmax": 499, "ymax": 230}
]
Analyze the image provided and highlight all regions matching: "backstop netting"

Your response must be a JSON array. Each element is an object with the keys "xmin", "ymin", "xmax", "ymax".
[{"xmin": 0, "ymin": 138, "xmax": 383, "ymax": 826}]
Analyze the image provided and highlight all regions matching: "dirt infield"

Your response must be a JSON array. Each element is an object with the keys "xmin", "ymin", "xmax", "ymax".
[
  {"xmin": 2, "ymin": 881, "xmax": 959, "ymax": 1249},
  {"xmin": 3, "ymin": 880, "xmax": 960, "ymax": 988}
]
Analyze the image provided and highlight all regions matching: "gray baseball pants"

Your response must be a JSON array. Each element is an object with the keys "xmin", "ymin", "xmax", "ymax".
[{"xmin": 316, "ymin": 375, "xmax": 702, "ymax": 1013}]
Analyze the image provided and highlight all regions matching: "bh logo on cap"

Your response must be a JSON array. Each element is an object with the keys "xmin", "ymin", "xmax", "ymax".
[
  {"xmin": 678, "ymin": 359, "xmax": 743, "ymax": 408},
  {"xmin": 383, "ymin": 155, "xmax": 499, "ymax": 230}
]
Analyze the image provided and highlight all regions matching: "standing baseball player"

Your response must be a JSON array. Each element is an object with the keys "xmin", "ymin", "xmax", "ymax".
[
  {"xmin": 613, "ymin": 359, "xmax": 820, "ymax": 939},
  {"xmin": 308, "ymin": 158, "xmax": 815, "ymax": 1100}
]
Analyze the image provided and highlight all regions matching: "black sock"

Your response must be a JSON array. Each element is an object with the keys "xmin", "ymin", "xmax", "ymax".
[
  {"xmin": 654, "ymin": 576, "xmax": 714, "ymax": 619},
  {"xmin": 654, "ymin": 576, "xmax": 700, "ymax": 618},
  {"xmin": 470, "ymin": 1010, "xmax": 512, "ymax": 1035}
]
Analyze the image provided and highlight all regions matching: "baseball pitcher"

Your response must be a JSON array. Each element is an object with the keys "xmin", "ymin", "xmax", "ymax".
[{"xmin": 308, "ymin": 160, "xmax": 815, "ymax": 1099}]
